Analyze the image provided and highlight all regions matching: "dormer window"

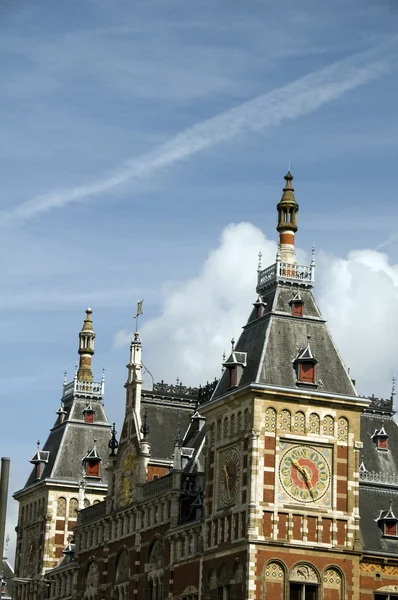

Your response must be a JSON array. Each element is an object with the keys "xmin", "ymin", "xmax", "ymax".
[
  {"xmin": 299, "ymin": 362, "xmax": 315, "ymax": 383},
  {"xmin": 294, "ymin": 339, "xmax": 317, "ymax": 387},
  {"xmin": 82, "ymin": 443, "xmax": 102, "ymax": 479},
  {"xmin": 372, "ymin": 425, "xmax": 389, "ymax": 451},
  {"xmin": 83, "ymin": 403, "xmax": 95, "ymax": 423},
  {"xmin": 84, "ymin": 410, "xmax": 95, "ymax": 424},
  {"xmin": 253, "ymin": 296, "xmax": 267, "ymax": 319},
  {"xmin": 289, "ymin": 294, "xmax": 304, "ymax": 317},
  {"xmin": 376, "ymin": 502, "xmax": 398, "ymax": 538},
  {"xmin": 222, "ymin": 341, "xmax": 247, "ymax": 390},
  {"xmin": 30, "ymin": 445, "xmax": 50, "ymax": 480},
  {"xmin": 86, "ymin": 460, "xmax": 100, "ymax": 477}
]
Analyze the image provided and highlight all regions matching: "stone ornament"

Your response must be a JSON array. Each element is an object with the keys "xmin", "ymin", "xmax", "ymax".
[
  {"xmin": 264, "ymin": 407, "xmax": 276, "ymax": 432},
  {"xmin": 290, "ymin": 564, "xmax": 319, "ymax": 583},
  {"xmin": 149, "ymin": 539, "xmax": 164, "ymax": 570},
  {"xmin": 85, "ymin": 561, "xmax": 99, "ymax": 595},
  {"xmin": 264, "ymin": 561, "xmax": 284, "ymax": 580},
  {"xmin": 279, "ymin": 409, "xmax": 291, "ymax": 432},
  {"xmin": 337, "ymin": 417, "xmax": 349, "ymax": 442},
  {"xmin": 308, "ymin": 413, "xmax": 320, "ymax": 435},
  {"xmin": 323, "ymin": 568, "xmax": 341, "ymax": 586},
  {"xmin": 293, "ymin": 411, "xmax": 305, "ymax": 434},
  {"xmin": 323, "ymin": 415, "xmax": 334, "ymax": 437},
  {"xmin": 116, "ymin": 549, "xmax": 129, "ymax": 583}
]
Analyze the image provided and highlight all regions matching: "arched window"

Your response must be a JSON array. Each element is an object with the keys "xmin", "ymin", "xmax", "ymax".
[
  {"xmin": 69, "ymin": 498, "xmax": 78, "ymax": 518},
  {"xmin": 57, "ymin": 497, "xmax": 66, "ymax": 518}
]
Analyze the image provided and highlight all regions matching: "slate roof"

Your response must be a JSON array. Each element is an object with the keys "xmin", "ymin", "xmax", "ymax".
[
  {"xmin": 18, "ymin": 385, "xmax": 111, "ymax": 492},
  {"xmin": 141, "ymin": 388, "xmax": 197, "ymax": 460},
  {"xmin": 213, "ymin": 282, "xmax": 357, "ymax": 399},
  {"xmin": 359, "ymin": 406, "xmax": 398, "ymax": 555}
]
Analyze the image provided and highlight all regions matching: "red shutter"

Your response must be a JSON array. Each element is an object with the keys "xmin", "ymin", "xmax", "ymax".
[
  {"xmin": 86, "ymin": 461, "xmax": 100, "ymax": 477},
  {"xmin": 292, "ymin": 303, "xmax": 303, "ymax": 317},
  {"xmin": 300, "ymin": 363, "xmax": 315, "ymax": 383},
  {"xmin": 229, "ymin": 367, "xmax": 238, "ymax": 387},
  {"xmin": 378, "ymin": 438, "xmax": 388, "ymax": 450},
  {"xmin": 84, "ymin": 411, "xmax": 94, "ymax": 423},
  {"xmin": 385, "ymin": 522, "xmax": 397, "ymax": 536}
]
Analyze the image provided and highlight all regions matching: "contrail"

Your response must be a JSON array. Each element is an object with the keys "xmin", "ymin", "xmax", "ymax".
[{"xmin": 2, "ymin": 38, "xmax": 396, "ymax": 223}]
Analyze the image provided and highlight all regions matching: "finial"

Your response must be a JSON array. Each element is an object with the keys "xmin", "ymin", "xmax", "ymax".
[
  {"xmin": 283, "ymin": 170, "xmax": 294, "ymax": 189},
  {"xmin": 222, "ymin": 350, "xmax": 226, "ymax": 362},
  {"xmin": 231, "ymin": 338, "xmax": 235, "ymax": 352},
  {"xmin": 257, "ymin": 251, "xmax": 262, "ymax": 273},
  {"xmin": 63, "ymin": 369, "xmax": 67, "ymax": 387},
  {"xmin": 141, "ymin": 407, "xmax": 150, "ymax": 438},
  {"xmin": 307, "ymin": 335, "xmax": 311, "ymax": 347},
  {"xmin": 311, "ymin": 245, "xmax": 316, "ymax": 266},
  {"xmin": 176, "ymin": 376, "xmax": 180, "ymax": 386},
  {"xmin": 74, "ymin": 362, "xmax": 78, "ymax": 378},
  {"xmin": 37, "ymin": 440, "xmax": 40, "ymax": 451},
  {"xmin": 5, "ymin": 533, "xmax": 9, "ymax": 558},
  {"xmin": 101, "ymin": 367, "xmax": 105, "ymax": 383},
  {"xmin": 108, "ymin": 423, "xmax": 119, "ymax": 457},
  {"xmin": 392, "ymin": 375, "xmax": 396, "ymax": 400},
  {"xmin": 276, "ymin": 242, "xmax": 281, "ymax": 261}
]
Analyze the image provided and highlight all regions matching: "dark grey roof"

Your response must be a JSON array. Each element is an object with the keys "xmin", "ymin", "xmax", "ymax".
[
  {"xmin": 360, "ymin": 487, "xmax": 398, "ymax": 555},
  {"xmin": 360, "ymin": 412, "xmax": 398, "ymax": 475},
  {"xmin": 213, "ymin": 282, "xmax": 357, "ymax": 399},
  {"xmin": 19, "ymin": 386, "xmax": 111, "ymax": 491},
  {"xmin": 141, "ymin": 390, "xmax": 197, "ymax": 461}
]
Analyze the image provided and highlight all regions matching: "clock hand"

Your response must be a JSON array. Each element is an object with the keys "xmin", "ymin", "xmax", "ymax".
[{"xmin": 223, "ymin": 465, "xmax": 231, "ymax": 500}]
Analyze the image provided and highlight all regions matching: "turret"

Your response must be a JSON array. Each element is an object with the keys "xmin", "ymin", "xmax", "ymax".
[
  {"xmin": 77, "ymin": 308, "xmax": 96, "ymax": 382},
  {"xmin": 276, "ymin": 171, "xmax": 299, "ymax": 264}
]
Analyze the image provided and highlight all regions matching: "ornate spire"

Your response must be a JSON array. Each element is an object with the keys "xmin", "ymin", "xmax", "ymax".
[
  {"xmin": 276, "ymin": 171, "xmax": 299, "ymax": 264},
  {"xmin": 77, "ymin": 308, "xmax": 96, "ymax": 382}
]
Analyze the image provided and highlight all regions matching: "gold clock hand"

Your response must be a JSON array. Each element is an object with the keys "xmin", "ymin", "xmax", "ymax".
[{"xmin": 223, "ymin": 465, "xmax": 231, "ymax": 500}]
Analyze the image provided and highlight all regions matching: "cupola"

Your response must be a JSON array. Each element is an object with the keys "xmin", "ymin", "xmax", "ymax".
[
  {"xmin": 222, "ymin": 339, "xmax": 247, "ymax": 388},
  {"xmin": 276, "ymin": 170, "xmax": 299, "ymax": 264},
  {"xmin": 77, "ymin": 308, "xmax": 96, "ymax": 382},
  {"xmin": 30, "ymin": 441, "xmax": 49, "ymax": 480},
  {"xmin": 82, "ymin": 442, "xmax": 102, "ymax": 478},
  {"xmin": 376, "ymin": 501, "xmax": 398, "ymax": 537},
  {"xmin": 294, "ymin": 337, "xmax": 317, "ymax": 386}
]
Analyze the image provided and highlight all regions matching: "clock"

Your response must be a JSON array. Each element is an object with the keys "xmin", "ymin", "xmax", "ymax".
[
  {"xmin": 219, "ymin": 447, "xmax": 240, "ymax": 506},
  {"xmin": 279, "ymin": 444, "xmax": 331, "ymax": 505}
]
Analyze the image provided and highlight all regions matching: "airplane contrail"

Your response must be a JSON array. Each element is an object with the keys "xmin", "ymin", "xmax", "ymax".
[{"xmin": 2, "ymin": 37, "xmax": 396, "ymax": 223}]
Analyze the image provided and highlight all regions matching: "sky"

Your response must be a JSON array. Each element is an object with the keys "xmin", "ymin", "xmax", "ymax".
[{"xmin": 1, "ymin": 0, "xmax": 398, "ymax": 566}]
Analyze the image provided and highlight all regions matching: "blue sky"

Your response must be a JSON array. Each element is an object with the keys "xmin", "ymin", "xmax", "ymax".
[{"xmin": 1, "ymin": 0, "xmax": 398, "ymax": 563}]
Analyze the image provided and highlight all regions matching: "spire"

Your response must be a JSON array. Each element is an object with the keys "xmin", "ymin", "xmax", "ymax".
[
  {"xmin": 140, "ymin": 407, "xmax": 150, "ymax": 438},
  {"xmin": 108, "ymin": 423, "xmax": 119, "ymax": 457},
  {"xmin": 276, "ymin": 171, "xmax": 299, "ymax": 264},
  {"xmin": 77, "ymin": 308, "xmax": 96, "ymax": 382}
]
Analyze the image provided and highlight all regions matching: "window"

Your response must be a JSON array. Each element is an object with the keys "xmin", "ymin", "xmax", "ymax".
[
  {"xmin": 384, "ymin": 521, "xmax": 397, "ymax": 536},
  {"xmin": 375, "ymin": 595, "xmax": 398, "ymax": 600},
  {"xmin": 378, "ymin": 437, "xmax": 388, "ymax": 450},
  {"xmin": 290, "ymin": 583, "xmax": 318, "ymax": 600},
  {"xmin": 292, "ymin": 302, "xmax": 303, "ymax": 317},
  {"xmin": 229, "ymin": 367, "xmax": 237, "ymax": 388},
  {"xmin": 299, "ymin": 363, "xmax": 315, "ymax": 384},
  {"xmin": 86, "ymin": 460, "xmax": 100, "ymax": 477},
  {"xmin": 84, "ymin": 410, "xmax": 94, "ymax": 423}
]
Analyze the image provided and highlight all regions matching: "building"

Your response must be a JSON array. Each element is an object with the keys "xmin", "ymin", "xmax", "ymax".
[{"xmin": 14, "ymin": 172, "xmax": 398, "ymax": 600}]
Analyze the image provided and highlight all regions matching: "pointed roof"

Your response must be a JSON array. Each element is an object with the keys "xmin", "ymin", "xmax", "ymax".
[
  {"xmin": 83, "ymin": 442, "xmax": 102, "ymax": 462},
  {"xmin": 278, "ymin": 170, "xmax": 297, "ymax": 207},
  {"xmin": 213, "ymin": 283, "xmax": 357, "ymax": 400}
]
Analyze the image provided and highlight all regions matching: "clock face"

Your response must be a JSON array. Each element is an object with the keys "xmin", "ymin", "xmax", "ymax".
[
  {"xmin": 279, "ymin": 444, "xmax": 331, "ymax": 504},
  {"xmin": 220, "ymin": 447, "xmax": 240, "ymax": 506}
]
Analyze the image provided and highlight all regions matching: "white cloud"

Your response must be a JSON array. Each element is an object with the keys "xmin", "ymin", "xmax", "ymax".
[
  {"xmin": 1, "ymin": 36, "xmax": 396, "ymax": 223},
  {"xmin": 115, "ymin": 223, "xmax": 398, "ymax": 399}
]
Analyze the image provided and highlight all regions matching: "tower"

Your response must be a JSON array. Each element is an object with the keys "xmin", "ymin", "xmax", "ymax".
[
  {"xmin": 200, "ymin": 172, "xmax": 367, "ymax": 600},
  {"xmin": 13, "ymin": 309, "xmax": 111, "ymax": 600}
]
